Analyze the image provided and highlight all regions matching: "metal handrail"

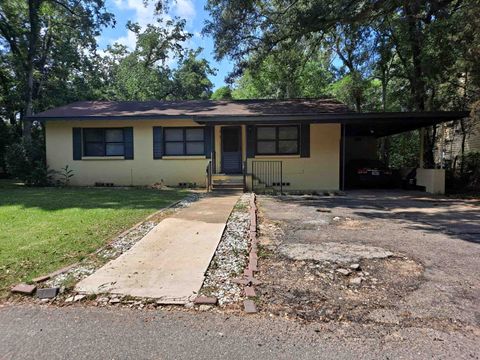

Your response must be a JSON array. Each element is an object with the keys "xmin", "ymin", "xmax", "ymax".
[
  {"xmin": 206, "ymin": 160, "xmax": 212, "ymax": 191},
  {"xmin": 251, "ymin": 160, "xmax": 283, "ymax": 194},
  {"xmin": 243, "ymin": 160, "xmax": 247, "ymax": 192}
]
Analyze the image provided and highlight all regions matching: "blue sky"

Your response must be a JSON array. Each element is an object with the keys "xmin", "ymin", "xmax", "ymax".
[{"xmin": 97, "ymin": 0, "xmax": 232, "ymax": 90}]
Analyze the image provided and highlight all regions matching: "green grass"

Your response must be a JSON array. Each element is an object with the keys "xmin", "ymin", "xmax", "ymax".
[{"xmin": 0, "ymin": 180, "xmax": 186, "ymax": 297}]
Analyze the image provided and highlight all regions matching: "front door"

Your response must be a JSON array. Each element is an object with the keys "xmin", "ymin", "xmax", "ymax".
[{"xmin": 221, "ymin": 126, "xmax": 242, "ymax": 174}]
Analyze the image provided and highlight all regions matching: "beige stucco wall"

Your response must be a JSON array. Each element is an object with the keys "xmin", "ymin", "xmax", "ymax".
[
  {"xmin": 245, "ymin": 123, "xmax": 341, "ymax": 191},
  {"xmin": 46, "ymin": 120, "xmax": 341, "ymax": 190},
  {"xmin": 45, "ymin": 119, "xmax": 209, "ymax": 186}
]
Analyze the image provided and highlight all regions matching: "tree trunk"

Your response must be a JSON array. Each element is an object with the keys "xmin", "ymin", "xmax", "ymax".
[
  {"xmin": 459, "ymin": 119, "xmax": 467, "ymax": 177},
  {"xmin": 23, "ymin": 0, "xmax": 41, "ymax": 138},
  {"xmin": 404, "ymin": 1, "xmax": 426, "ymax": 111}
]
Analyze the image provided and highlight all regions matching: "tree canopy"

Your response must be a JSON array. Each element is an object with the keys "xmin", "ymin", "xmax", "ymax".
[{"xmin": 205, "ymin": 0, "xmax": 480, "ymax": 113}]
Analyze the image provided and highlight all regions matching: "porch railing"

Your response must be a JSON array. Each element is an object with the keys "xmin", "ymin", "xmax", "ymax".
[
  {"xmin": 243, "ymin": 160, "xmax": 247, "ymax": 192},
  {"xmin": 251, "ymin": 160, "xmax": 283, "ymax": 194},
  {"xmin": 206, "ymin": 160, "xmax": 212, "ymax": 191}
]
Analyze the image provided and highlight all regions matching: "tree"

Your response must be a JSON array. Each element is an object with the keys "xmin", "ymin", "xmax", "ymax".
[
  {"xmin": 203, "ymin": 0, "xmax": 480, "ymax": 169},
  {"xmin": 100, "ymin": 20, "xmax": 191, "ymax": 101},
  {"xmin": 171, "ymin": 49, "xmax": 216, "ymax": 100},
  {"xmin": 97, "ymin": 22, "xmax": 215, "ymax": 101},
  {"xmin": 232, "ymin": 50, "xmax": 333, "ymax": 100},
  {"xmin": 0, "ymin": 0, "xmax": 114, "ymax": 135},
  {"xmin": 210, "ymin": 86, "xmax": 232, "ymax": 100}
]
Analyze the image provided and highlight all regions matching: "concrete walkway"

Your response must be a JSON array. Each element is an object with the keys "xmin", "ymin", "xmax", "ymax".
[{"xmin": 75, "ymin": 193, "xmax": 240, "ymax": 304}]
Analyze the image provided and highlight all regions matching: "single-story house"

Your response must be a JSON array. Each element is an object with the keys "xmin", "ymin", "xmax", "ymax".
[{"xmin": 30, "ymin": 99, "xmax": 468, "ymax": 193}]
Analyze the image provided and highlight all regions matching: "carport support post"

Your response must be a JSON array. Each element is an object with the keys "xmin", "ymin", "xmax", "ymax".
[{"xmin": 419, "ymin": 127, "xmax": 425, "ymax": 169}]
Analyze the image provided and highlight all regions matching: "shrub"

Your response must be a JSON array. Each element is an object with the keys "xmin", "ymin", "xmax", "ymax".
[
  {"xmin": 57, "ymin": 165, "xmax": 74, "ymax": 186},
  {"xmin": 4, "ymin": 136, "xmax": 53, "ymax": 186},
  {"xmin": 462, "ymin": 152, "xmax": 480, "ymax": 189}
]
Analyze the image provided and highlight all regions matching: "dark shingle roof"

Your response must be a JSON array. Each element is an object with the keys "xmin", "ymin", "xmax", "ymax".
[{"xmin": 30, "ymin": 99, "xmax": 351, "ymax": 119}]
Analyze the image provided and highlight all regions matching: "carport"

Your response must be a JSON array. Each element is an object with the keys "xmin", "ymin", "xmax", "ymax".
[{"xmin": 339, "ymin": 111, "xmax": 469, "ymax": 194}]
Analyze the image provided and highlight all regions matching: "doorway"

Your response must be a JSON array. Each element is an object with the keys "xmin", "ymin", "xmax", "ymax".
[{"xmin": 221, "ymin": 126, "xmax": 242, "ymax": 174}]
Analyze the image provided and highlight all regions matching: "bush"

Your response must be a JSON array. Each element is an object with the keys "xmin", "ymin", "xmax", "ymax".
[
  {"xmin": 0, "ymin": 121, "xmax": 20, "ymax": 172},
  {"xmin": 462, "ymin": 152, "xmax": 480, "ymax": 189},
  {"xmin": 447, "ymin": 151, "xmax": 480, "ymax": 193},
  {"xmin": 4, "ymin": 135, "xmax": 53, "ymax": 186}
]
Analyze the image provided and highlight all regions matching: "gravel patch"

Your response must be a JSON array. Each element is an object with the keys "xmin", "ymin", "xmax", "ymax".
[{"xmin": 199, "ymin": 193, "xmax": 251, "ymax": 306}]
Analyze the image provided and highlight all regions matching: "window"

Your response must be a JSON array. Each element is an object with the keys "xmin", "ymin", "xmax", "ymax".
[
  {"xmin": 83, "ymin": 128, "xmax": 125, "ymax": 157},
  {"xmin": 256, "ymin": 125, "xmax": 299, "ymax": 155},
  {"xmin": 164, "ymin": 127, "xmax": 205, "ymax": 156}
]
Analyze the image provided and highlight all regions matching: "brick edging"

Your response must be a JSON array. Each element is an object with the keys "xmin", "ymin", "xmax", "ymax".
[{"xmin": 232, "ymin": 193, "xmax": 260, "ymax": 313}]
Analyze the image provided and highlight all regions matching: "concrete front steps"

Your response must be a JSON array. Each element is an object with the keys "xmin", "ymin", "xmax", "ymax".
[{"xmin": 211, "ymin": 174, "xmax": 244, "ymax": 192}]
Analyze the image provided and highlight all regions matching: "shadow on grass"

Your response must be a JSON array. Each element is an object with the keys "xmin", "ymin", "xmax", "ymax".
[{"xmin": 0, "ymin": 180, "xmax": 186, "ymax": 211}]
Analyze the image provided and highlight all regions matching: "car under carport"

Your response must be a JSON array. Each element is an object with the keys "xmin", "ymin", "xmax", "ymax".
[{"xmin": 340, "ymin": 110, "xmax": 469, "ymax": 193}]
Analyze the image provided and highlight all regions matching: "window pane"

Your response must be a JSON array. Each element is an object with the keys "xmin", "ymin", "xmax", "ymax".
[
  {"xmin": 257, "ymin": 141, "xmax": 276, "ymax": 154},
  {"xmin": 165, "ymin": 142, "xmax": 184, "ymax": 155},
  {"xmin": 105, "ymin": 129, "xmax": 124, "ymax": 142},
  {"xmin": 106, "ymin": 143, "xmax": 124, "ymax": 156},
  {"xmin": 279, "ymin": 126, "xmax": 298, "ymax": 140},
  {"xmin": 186, "ymin": 142, "xmax": 204, "ymax": 155},
  {"xmin": 257, "ymin": 127, "xmax": 276, "ymax": 140},
  {"xmin": 279, "ymin": 140, "xmax": 298, "ymax": 154},
  {"xmin": 85, "ymin": 142, "xmax": 104, "ymax": 156},
  {"xmin": 164, "ymin": 128, "xmax": 183, "ymax": 141},
  {"xmin": 186, "ymin": 128, "xmax": 204, "ymax": 141},
  {"xmin": 84, "ymin": 129, "xmax": 103, "ymax": 142}
]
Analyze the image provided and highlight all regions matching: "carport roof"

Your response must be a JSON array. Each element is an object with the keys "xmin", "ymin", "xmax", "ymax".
[{"xmin": 29, "ymin": 99, "xmax": 469, "ymax": 137}]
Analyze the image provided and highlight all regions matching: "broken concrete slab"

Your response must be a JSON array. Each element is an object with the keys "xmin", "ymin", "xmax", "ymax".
[
  {"xmin": 279, "ymin": 242, "xmax": 393, "ymax": 264},
  {"xmin": 350, "ymin": 263, "xmax": 361, "ymax": 270},
  {"xmin": 349, "ymin": 277, "xmax": 363, "ymax": 285},
  {"xmin": 336, "ymin": 268, "xmax": 351, "ymax": 276},
  {"xmin": 36, "ymin": 287, "xmax": 59, "ymax": 299},
  {"xmin": 11, "ymin": 284, "xmax": 36, "ymax": 296}
]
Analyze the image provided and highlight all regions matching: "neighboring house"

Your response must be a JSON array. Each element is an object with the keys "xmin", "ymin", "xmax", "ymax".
[
  {"xmin": 435, "ymin": 117, "xmax": 480, "ymax": 169},
  {"xmin": 30, "ymin": 99, "xmax": 468, "ymax": 192}
]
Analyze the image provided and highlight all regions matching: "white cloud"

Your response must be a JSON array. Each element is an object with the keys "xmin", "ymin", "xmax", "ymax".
[
  {"xmin": 108, "ymin": 0, "xmax": 161, "ymax": 50},
  {"xmin": 113, "ymin": 31, "xmax": 138, "ymax": 50},
  {"xmin": 104, "ymin": 0, "xmax": 197, "ymax": 61},
  {"xmin": 118, "ymin": 0, "xmax": 158, "ymax": 28},
  {"xmin": 173, "ymin": 0, "xmax": 196, "ymax": 20}
]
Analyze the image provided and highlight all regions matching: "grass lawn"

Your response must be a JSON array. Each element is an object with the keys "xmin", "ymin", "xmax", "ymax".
[{"xmin": 0, "ymin": 180, "xmax": 186, "ymax": 298}]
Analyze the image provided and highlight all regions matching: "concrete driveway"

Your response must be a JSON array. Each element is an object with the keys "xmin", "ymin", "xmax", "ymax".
[{"xmin": 76, "ymin": 193, "xmax": 240, "ymax": 303}]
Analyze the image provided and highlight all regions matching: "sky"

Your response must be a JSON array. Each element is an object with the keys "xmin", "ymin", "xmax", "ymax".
[{"xmin": 97, "ymin": 0, "xmax": 233, "ymax": 90}]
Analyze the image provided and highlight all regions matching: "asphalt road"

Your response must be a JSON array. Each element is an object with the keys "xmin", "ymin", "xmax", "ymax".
[{"xmin": 0, "ymin": 304, "xmax": 478, "ymax": 359}]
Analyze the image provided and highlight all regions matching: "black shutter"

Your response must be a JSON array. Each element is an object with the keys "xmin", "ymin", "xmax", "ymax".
[
  {"xmin": 153, "ymin": 126, "xmax": 163, "ymax": 159},
  {"xmin": 204, "ymin": 126, "xmax": 213, "ymax": 158},
  {"xmin": 300, "ymin": 123, "xmax": 310, "ymax": 158},
  {"xmin": 72, "ymin": 128, "xmax": 82, "ymax": 160},
  {"xmin": 124, "ymin": 127, "xmax": 134, "ymax": 159},
  {"xmin": 246, "ymin": 125, "xmax": 255, "ymax": 158}
]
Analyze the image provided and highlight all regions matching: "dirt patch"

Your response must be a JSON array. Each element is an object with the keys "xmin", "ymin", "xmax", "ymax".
[
  {"xmin": 334, "ymin": 217, "xmax": 371, "ymax": 229},
  {"xmin": 256, "ymin": 253, "xmax": 424, "ymax": 324},
  {"xmin": 279, "ymin": 242, "xmax": 393, "ymax": 264}
]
